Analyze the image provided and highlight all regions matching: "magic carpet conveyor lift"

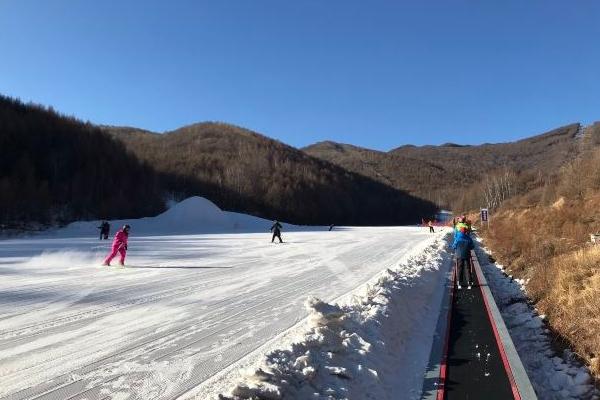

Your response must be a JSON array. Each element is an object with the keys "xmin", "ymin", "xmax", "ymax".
[{"xmin": 422, "ymin": 249, "xmax": 538, "ymax": 400}]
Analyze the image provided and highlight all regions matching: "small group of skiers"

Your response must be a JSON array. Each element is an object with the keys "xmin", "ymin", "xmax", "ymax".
[
  {"xmin": 100, "ymin": 220, "xmax": 291, "ymax": 266},
  {"xmin": 99, "ymin": 215, "xmax": 473, "ymax": 276},
  {"xmin": 452, "ymin": 215, "xmax": 474, "ymax": 289}
]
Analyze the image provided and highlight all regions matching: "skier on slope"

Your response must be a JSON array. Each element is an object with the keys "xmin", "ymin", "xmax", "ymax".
[
  {"xmin": 98, "ymin": 221, "xmax": 110, "ymax": 240},
  {"xmin": 455, "ymin": 215, "xmax": 470, "ymax": 235},
  {"xmin": 428, "ymin": 220, "xmax": 435, "ymax": 233},
  {"xmin": 270, "ymin": 220, "xmax": 283, "ymax": 243},
  {"xmin": 452, "ymin": 226, "xmax": 474, "ymax": 289},
  {"xmin": 102, "ymin": 224, "xmax": 130, "ymax": 266}
]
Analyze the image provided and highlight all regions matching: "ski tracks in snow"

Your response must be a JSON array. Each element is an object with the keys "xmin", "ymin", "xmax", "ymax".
[{"xmin": 0, "ymin": 227, "xmax": 443, "ymax": 399}]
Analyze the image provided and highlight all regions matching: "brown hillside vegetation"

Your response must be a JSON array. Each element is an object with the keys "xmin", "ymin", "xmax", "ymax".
[
  {"xmin": 480, "ymin": 125, "xmax": 600, "ymax": 376},
  {"xmin": 303, "ymin": 124, "xmax": 580, "ymax": 210},
  {"xmin": 3, "ymin": 90, "xmax": 595, "ymax": 235},
  {"xmin": 0, "ymin": 94, "xmax": 436, "ymax": 229},
  {"xmin": 0, "ymin": 96, "xmax": 165, "ymax": 229},
  {"xmin": 106, "ymin": 123, "xmax": 437, "ymax": 225}
]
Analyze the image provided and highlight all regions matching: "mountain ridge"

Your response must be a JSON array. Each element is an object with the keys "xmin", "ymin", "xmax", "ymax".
[
  {"xmin": 105, "ymin": 121, "xmax": 437, "ymax": 225},
  {"xmin": 303, "ymin": 123, "xmax": 585, "ymax": 209},
  {"xmin": 3, "ymin": 93, "xmax": 598, "ymax": 229}
]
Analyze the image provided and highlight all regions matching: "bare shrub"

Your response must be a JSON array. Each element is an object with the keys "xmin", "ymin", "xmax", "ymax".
[
  {"xmin": 481, "ymin": 149, "xmax": 600, "ymax": 378},
  {"xmin": 536, "ymin": 247, "xmax": 600, "ymax": 375}
]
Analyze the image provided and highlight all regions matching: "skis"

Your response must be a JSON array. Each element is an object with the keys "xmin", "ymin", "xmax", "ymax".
[{"xmin": 100, "ymin": 264, "xmax": 127, "ymax": 270}]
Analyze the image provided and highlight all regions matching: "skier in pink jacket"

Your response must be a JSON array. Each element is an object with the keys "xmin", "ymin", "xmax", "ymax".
[{"xmin": 102, "ymin": 224, "xmax": 130, "ymax": 266}]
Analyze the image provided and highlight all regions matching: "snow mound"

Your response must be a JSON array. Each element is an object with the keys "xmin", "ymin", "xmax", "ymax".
[
  {"xmin": 216, "ymin": 237, "xmax": 452, "ymax": 400},
  {"xmin": 47, "ymin": 196, "xmax": 299, "ymax": 237},
  {"xmin": 155, "ymin": 197, "xmax": 230, "ymax": 228}
]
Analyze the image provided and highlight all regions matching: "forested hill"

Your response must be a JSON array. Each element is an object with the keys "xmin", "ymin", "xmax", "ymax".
[
  {"xmin": 0, "ymin": 95, "xmax": 437, "ymax": 229},
  {"xmin": 303, "ymin": 124, "xmax": 582, "ymax": 210},
  {"xmin": 105, "ymin": 123, "xmax": 437, "ymax": 225},
  {"xmin": 0, "ymin": 95, "xmax": 165, "ymax": 229},
  {"xmin": 4, "ymin": 93, "xmax": 589, "ymax": 230}
]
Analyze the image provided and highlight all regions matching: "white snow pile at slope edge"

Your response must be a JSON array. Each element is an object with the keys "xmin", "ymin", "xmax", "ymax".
[
  {"xmin": 216, "ymin": 238, "xmax": 451, "ymax": 400},
  {"xmin": 48, "ymin": 196, "xmax": 298, "ymax": 237},
  {"xmin": 476, "ymin": 242, "xmax": 600, "ymax": 400}
]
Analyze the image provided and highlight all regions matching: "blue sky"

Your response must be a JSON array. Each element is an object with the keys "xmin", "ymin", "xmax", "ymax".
[{"xmin": 1, "ymin": 1, "xmax": 599, "ymax": 150}]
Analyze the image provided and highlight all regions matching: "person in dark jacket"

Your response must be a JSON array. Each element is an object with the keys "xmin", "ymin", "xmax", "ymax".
[
  {"xmin": 270, "ymin": 221, "xmax": 283, "ymax": 243},
  {"xmin": 98, "ymin": 221, "xmax": 110, "ymax": 240},
  {"xmin": 452, "ymin": 226, "xmax": 474, "ymax": 289}
]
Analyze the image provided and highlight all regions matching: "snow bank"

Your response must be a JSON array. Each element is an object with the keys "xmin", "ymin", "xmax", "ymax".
[
  {"xmin": 47, "ymin": 197, "xmax": 302, "ymax": 237},
  {"xmin": 475, "ymin": 241, "xmax": 600, "ymax": 400},
  {"xmin": 209, "ymin": 237, "xmax": 452, "ymax": 400}
]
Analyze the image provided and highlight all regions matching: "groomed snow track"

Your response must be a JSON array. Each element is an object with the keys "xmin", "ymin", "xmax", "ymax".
[{"xmin": 0, "ymin": 227, "xmax": 441, "ymax": 400}]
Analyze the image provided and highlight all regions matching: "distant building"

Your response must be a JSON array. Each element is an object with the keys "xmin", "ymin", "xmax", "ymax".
[{"xmin": 436, "ymin": 210, "xmax": 453, "ymax": 224}]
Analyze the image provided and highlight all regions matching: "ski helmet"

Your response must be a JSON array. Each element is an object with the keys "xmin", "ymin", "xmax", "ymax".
[{"xmin": 123, "ymin": 224, "xmax": 131, "ymax": 231}]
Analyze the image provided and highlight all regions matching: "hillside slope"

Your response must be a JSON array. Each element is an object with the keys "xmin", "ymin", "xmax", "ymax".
[
  {"xmin": 303, "ymin": 124, "xmax": 581, "ymax": 209},
  {"xmin": 106, "ymin": 123, "xmax": 437, "ymax": 225},
  {"xmin": 0, "ymin": 96, "xmax": 166, "ymax": 229},
  {"xmin": 4, "ymin": 92, "xmax": 591, "ymax": 229},
  {"xmin": 477, "ymin": 122, "xmax": 600, "ymax": 380}
]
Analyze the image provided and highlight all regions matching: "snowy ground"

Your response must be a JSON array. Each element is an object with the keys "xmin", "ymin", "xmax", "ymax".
[
  {"xmin": 476, "ymin": 240, "xmax": 600, "ymax": 400},
  {"xmin": 204, "ymin": 236, "xmax": 452, "ymax": 400},
  {"xmin": 0, "ymin": 218, "xmax": 448, "ymax": 399}
]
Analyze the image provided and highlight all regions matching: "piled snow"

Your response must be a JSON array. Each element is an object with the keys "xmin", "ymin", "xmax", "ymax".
[
  {"xmin": 154, "ymin": 196, "xmax": 231, "ymax": 228},
  {"xmin": 45, "ymin": 197, "xmax": 300, "ymax": 237},
  {"xmin": 475, "ymin": 241, "xmax": 600, "ymax": 400},
  {"xmin": 207, "ymin": 237, "xmax": 452, "ymax": 400}
]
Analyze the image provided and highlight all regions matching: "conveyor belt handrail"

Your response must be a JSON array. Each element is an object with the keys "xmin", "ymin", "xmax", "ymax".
[{"xmin": 470, "ymin": 249, "xmax": 538, "ymax": 400}]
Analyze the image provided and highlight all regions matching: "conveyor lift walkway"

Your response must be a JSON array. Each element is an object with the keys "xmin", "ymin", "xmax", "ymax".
[{"xmin": 422, "ymin": 248, "xmax": 538, "ymax": 400}]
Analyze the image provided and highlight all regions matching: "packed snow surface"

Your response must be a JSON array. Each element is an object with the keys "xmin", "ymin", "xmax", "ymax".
[
  {"xmin": 0, "ymin": 197, "xmax": 450, "ymax": 399},
  {"xmin": 207, "ymin": 238, "xmax": 452, "ymax": 400}
]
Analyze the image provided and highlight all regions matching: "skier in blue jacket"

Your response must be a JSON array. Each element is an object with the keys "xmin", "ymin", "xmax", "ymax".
[{"xmin": 452, "ymin": 226, "xmax": 474, "ymax": 289}]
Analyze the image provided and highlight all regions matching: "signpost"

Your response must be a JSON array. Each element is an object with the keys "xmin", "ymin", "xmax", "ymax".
[{"xmin": 481, "ymin": 208, "xmax": 489, "ymax": 227}]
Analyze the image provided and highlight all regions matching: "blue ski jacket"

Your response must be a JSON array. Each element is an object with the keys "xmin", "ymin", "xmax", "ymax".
[{"xmin": 452, "ymin": 231, "xmax": 474, "ymax": 259}]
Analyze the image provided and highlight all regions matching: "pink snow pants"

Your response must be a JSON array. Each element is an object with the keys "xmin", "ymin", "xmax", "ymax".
[{"xmin": 104, "ymin": 244, "xmax": 126, "ymax": 265}]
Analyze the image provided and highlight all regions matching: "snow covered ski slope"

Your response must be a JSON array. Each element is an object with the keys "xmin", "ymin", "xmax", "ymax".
[{"xmin": 0, "ymin": 199, "xmax": 450, "ymax": 399}]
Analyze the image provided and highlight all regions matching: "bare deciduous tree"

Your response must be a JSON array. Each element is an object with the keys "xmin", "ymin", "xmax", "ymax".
[{"xmin": 482, "ymin": 168, "xmax": 516, "ymax": 210}]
